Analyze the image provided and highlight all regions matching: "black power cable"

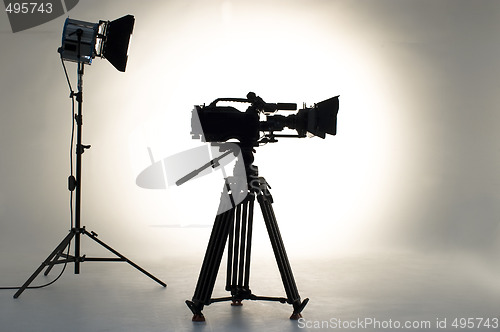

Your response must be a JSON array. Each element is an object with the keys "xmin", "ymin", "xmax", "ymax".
[{"xmin": 0, "ymin": 57, "xmax": 75, "ymax": 291}]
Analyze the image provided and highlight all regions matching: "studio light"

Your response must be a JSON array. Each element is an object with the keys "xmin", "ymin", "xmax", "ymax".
[
  {"xmin": 60, "ymin": 15, "xmax": 135, "ymax": 72},
  {"xmin": 13, "ymin": 14, "xmax": 166, "ymax": 299}
]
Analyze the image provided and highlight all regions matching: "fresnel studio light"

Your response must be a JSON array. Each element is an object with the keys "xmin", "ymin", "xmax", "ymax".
[
  {"xmin": 14, "ymin": 15, "xmax": 166, "ymax": 299},
  {"xmin": 59, "ymin": 15, "xmax": 134, "ymax": 71}
]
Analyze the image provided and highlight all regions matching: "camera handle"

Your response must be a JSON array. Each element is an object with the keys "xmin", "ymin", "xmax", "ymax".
[{"xmin": 208, "ymin": 92, "xmax": 297, "ymax": 114}]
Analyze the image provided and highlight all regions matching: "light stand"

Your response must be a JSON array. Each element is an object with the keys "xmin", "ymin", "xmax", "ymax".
[{"xmin": 14, "ymin": 17, "xmax": 166, "ymax": 299}]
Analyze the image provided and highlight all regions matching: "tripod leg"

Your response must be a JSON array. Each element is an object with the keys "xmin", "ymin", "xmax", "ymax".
[
  {"xmin": 226, "ymin": 196, "xmax": 254, "ymax": 304},
  {"xmin": 83, "ymin": 230, "xmax": 166, "ymax": 287},
  {"xmin": 186, "ymin": 207, "xmax": 234, "ymax": 321},
  {"xmin": 258, "ymin": 194, "xmax": 309, "ymax": 319},
  {"xmin": 44, "ymin": 245, "xmax": 69, "ymax": 276},
  {"xmin": 14, "ymin": 231, "xmax": 75, "ymax": 298}
]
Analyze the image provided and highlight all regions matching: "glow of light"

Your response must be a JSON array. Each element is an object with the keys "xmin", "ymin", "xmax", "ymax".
[{"xmin": 121, "ymin": 0, "xmax": 410, "ymax": 256}]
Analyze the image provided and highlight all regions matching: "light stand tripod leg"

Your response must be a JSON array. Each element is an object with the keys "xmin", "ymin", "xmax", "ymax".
[
  {"xmin": 44, "ymin": 246, "xmax": 67, "ymax": 276},
  {"xmin": 13, "ymin": 231, "xmax": 75, "ymax": 299},
  {"xmin": 43, "ymin": 229, "xmax": 78, "ymax": 276},
  {"xmin": 187, "ymin": 208, "xmax": 234, "ymax": 321},
  {"xmin": 258, "ymin": 193, "xmax": 309, "ymax": 319},
  {"xmin": 83, "ymin": 230, "xmax": 166, "ymax": 287}
]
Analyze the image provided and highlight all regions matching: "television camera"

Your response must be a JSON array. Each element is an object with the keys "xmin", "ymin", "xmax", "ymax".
[{"xmin": 191, "ymin": 92, "xmax": 339, "ymax": 147}]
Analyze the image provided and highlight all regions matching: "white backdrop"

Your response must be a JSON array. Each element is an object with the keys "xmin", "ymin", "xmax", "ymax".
[{"xmin": 1, "ymin": 1, "xmax": 500, "ymax": 330}]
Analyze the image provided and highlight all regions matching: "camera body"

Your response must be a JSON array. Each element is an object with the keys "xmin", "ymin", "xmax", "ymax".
[{"xmin": 192, "ymin": 104, "xmax": 260, "ymax": 145}]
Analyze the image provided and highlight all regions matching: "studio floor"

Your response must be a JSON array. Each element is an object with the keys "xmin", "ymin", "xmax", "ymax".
[{"xmin": 1, "ymin": 248, "xmax": 499, "ymax": 332}]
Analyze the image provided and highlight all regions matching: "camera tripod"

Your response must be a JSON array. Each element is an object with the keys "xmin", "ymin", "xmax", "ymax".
[{"xmin": 185, "ymin": 151, "xmax": 308, "ymax": 321}]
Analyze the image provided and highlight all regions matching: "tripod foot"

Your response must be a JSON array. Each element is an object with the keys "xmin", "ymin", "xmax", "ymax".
[
  {"xmin": 186, "ymin": 300, "xmax": 206, "ymax": 322},
  {"xmin": 290, "ymin": 297, "xmax": 309, "ymax": 320},
  {"xmin": 192, "ymin": 314, "xmax": 206, "ymax": 322},
  {"xmin": 231, "ymin": 299, "xmax": 243, "ymax": 306}
]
